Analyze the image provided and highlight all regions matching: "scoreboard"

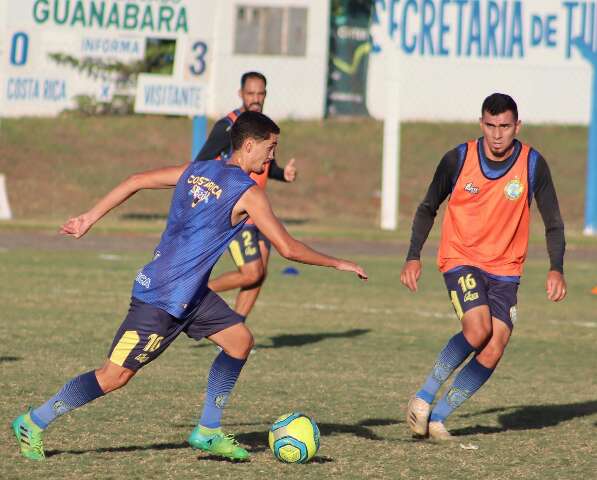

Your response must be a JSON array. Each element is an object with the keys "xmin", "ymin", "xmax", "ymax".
[{"xmin": 0, "ymin": 0, "xmax": 215, "ymax": 117}]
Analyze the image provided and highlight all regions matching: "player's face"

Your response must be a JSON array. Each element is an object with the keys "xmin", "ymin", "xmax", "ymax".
[
  {"xmin": 479, "ymin": 110, "xmax": 521, "ymax": 159},
  {"xmin": 240, "ymin": 78, "xmax": 266, "ymax": 112},
  {"xmin": 246, "ymin": 134, "xmax": 278, "ymax": 174}
]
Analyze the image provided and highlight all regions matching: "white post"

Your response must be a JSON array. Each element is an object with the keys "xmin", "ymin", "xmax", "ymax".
[
  {"xmin": 380, "ymin": 48, "xmax": 400, "ymax": 230},
  {"xmin": 0, "ymin": 174, "xmax": 13, "ymax": 220}
]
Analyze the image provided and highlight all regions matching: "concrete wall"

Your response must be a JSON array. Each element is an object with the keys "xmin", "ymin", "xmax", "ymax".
[
  {"xmin": 0, "ymin": 0, "xmax": 329, "ymax": 119},
  {"xmin": 2, "ymin": 0, "xmax": 593, "ymax": 124},
  {"xmin": 367, "ymin": 0, "xmax": 594, "ymax": 125},
  {"xmin": 209, "ymin": 0, "xmax": 330, "ymax": 119}
]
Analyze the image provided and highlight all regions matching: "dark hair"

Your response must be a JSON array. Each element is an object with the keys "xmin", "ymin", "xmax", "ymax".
[
  {"xmin": 482, "ymin": 93, "xmax": 518, "ymax": 121},
  {"xmin": 231, "ymin": 111, "xmax": 280, "ymax": 151},
  {"xmin": 241, "ymin": 71, "xmax": 267, "ymax": 89}
]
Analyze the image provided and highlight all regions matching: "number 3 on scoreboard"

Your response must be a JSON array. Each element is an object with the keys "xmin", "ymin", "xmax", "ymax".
[{"xmin": 189, "ymin": 41, "xmax": 208, "ymax": 76}]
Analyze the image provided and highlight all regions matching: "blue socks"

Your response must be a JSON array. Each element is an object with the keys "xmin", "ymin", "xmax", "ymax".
[
  {"xmin": 30, "ymin": 371, "xmax": 105, "ymax": 430},
  {"xmin": 416, "ymin": 332, "xmax": 474, "ymax": 404},
  {"xmin": 199, "ymin": 351, "xmax": 246, "ymax": 428},
  {"xmin": 430, "ymin": 357, "xmax": 494, "ymax": 422}
]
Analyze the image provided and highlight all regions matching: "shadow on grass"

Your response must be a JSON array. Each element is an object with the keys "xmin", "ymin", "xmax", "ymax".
[
  {"xmin": 191, "ymin": 328, "xmax": 371, "ymax": 350},
  {"xmin": 258, "ymin": 328, "xmax": 371, "ymax": 349},
  {"xmin": 55, "ymin": 417, "xmax": 403, "ymax": 459},
  {"xmin": 452, "ymin": 400, "xmax": 597, "ymax": 436},
  {"xmin": 46, "ymin": 442, "xmax": 188, "ymax": 457},
  {"xmin": 0, "ymin": 356, "xmax": 21, "ymax": 363}
]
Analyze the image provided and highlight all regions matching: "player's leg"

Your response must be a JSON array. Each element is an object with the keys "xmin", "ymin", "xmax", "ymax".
[
  {"xmin": 407, "ymin": 267, "xmax": 489, "ymax": 436},
  {"xmin": 12, "ymin": 366, "xmax": 111, "ymax": 461},
  {"xmin": 208, "ymin": 226, "xmax": 265, "ymax": 294},
  {"xmin": 234, "ymin": 237, "xmax": 270, "ymax": 317},
  {"xmin": 12, "ymin": 298, "xmax": 182, "ymax": 460},
  {"xmin": 427, "ymin": 277, "xmax": 517, "ymax": 440},
  {"xmin": 428, "ymin": 317, "xmax": 511, "ymax": 440},
  {"xmin": 184, "ymin": 292, "xmax": 253, "ymax": 460}
]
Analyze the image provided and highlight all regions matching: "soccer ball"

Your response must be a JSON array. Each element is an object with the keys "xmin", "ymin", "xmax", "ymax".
[{"xmin": 268, "ymin": 412, "xmax": 320, "ymax": 463}]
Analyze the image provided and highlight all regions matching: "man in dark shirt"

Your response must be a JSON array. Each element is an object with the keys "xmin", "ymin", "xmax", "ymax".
[
  {"xmin": 195, "ymin": 72, "xmax": 297, "ymax": 319},
  {"xmin": 402, "ymin": 93, "xmax": 566, "ymax": 440}
]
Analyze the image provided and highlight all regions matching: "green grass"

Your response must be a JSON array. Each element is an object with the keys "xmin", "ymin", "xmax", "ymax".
[
  {"xmin": 0, "ymin": 116, "xmax": 590, "ymax": 232},
  {"xmin": 0, "ymin": 117, "xmax": 595, "ymax": 477},
  {"xmin": 0, "ymin": 232, "xmax": 595, "ymax": 479}
]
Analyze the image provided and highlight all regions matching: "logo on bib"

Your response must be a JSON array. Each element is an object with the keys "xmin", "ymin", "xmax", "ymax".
[
  {"xmin": 464, "ymin": 182, "xmax": 480, "ymax": 195},
  {"xmin": 504, "ymin": 178, "xmax": 524, "ymax": 200}
]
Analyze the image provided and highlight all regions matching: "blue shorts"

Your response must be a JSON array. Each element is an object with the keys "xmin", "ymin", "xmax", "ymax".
[
  {"xmin": 443, "ymin": 266, "xmax": 519, "ymax": 329},
  {"xmin": 228, "ymin": 224, "xmax": 271, "ymax": 267},
  {"xmin": 108, "ymin": 291, "xmax": 244, "ymax": 371}
]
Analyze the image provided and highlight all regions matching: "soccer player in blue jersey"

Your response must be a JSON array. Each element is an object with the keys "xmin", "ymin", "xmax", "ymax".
[
  {"xmin": 12, "ymin": 111, "xmax": 367, "ymax": 462},
  {"xmin": 197, "ymin": 72, "xmax": 298, "ymax": 320}
]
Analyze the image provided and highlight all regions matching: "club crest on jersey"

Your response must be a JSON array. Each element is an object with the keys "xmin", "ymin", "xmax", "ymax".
[
  {"xmin": 464, "ymin": 182, "xmax": 480, "ymax": 195},
  {"xmin": 504, "ymin": 178, "xmax": 524, "ymax": 200},
  {"xmin": 187, "ymin": 175, "xmax": 223, "ymax": 207}
]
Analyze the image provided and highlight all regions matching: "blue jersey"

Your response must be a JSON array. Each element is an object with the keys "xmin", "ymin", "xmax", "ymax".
[{"xmin": 132, "ymin": 160, "xmax": 255, "ymax": 317}]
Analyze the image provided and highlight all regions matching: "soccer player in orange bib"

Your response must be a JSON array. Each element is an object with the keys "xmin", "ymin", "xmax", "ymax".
[
  {"xmin": 194, "ymin": 72, "xmax": 297, "ymax": 320},
  {"xmin": 401, "ymin": 93, "xmax": 567, "ymax": 440}
]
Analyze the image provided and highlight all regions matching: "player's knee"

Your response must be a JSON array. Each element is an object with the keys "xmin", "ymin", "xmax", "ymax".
[
  {"xmin": 95, "ymin": 363, "xmax": 135, "ymax": 393},
  {"xmin": 477, "ymin": 343, "xmax": 505, "ymax": 368},
  {"xmin": 227, "ymin": 329, "xmax": 254, "ymax": 359},
  {"xmin": 463, "ymin": 323, "xmax": 492, "ymax": 349}
]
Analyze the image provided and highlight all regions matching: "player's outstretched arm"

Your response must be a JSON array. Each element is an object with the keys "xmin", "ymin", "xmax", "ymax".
[
  {"xmin": 60, "ymin": 163, "xmax": 189, "ymax": 239},
  {"xmin": 237, "ymin": 187, "xmax": 367, "ymax": 280},
  {"xmin": 400, "ymin": 260, "xmax": 422, "ymax": 292}
]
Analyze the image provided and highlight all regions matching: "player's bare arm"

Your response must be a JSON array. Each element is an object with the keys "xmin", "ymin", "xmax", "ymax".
[
  {"xmin": 60, "ymin": 163, "xmax": 189, "ymax": 239},
  {"xmin": 234, "ymin": 186, "xmax": 367, "ymax": 280},
  {"xmin": 400, "ymin": 259, "xmax": 422, "ymax": 292}
]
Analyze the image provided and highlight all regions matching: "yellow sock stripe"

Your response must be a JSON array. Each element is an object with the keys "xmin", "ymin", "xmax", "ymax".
[
  {"xmin": 110, "ymin": 330, "xmax": 140, "ymax": 366},
  {"xmin": 229, "ymin": 240, "xmax": 245, "ymax": 267},
  {"xmin": 450, "ymin": 290, "xmax": 464, "ymax": 320}
]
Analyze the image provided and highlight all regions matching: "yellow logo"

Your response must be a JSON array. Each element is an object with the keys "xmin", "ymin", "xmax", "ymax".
[
  {"xmin": 464, "ymin": 291, "xmax": 479, "ymax": 302},
  {"xmin": 135, "ymin": 353, "xmax": 150, "ymax": 363},
  {"xmin": 504, "ymin": 178, "xmax": 524, "ymax": 201}
]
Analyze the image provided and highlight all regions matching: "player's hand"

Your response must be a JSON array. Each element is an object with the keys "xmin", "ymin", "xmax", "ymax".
[
  {"xmin": 335, "ymin": 260, "xmax": 368, "ymax": 281},
  {"xmin": 400, "ymin": 259, "xmax": 422, "ymax": 292},
  {"xmin": 60, "ymin": 213, "xmax": 94, "ymax": 239},
  {"xmin": 546, "ymin": 270, "xmax": 566, "ymax": 302},
  {"xmin": 284, "ymin": 158, "xmax": 297, "ymax": 182}
]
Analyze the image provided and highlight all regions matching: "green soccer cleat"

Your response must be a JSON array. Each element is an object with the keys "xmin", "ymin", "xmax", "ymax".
[
  {"xmin": 12, "ymin": 411, "xmax": 45, "ymax": 461},
  {"xmin": 187, "ymin": 426, "xmax": 249, "ymax": 461}
]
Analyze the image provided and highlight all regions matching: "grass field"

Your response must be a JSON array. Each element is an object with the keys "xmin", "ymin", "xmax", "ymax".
[
  {"xmin": 1, "ymin": 117, "xmax": 596, "ymax": 478},
  {"xmin": 0, "ymin": 227, "xmax": 595, "ymax": 480},
  {"xmin": 0, "ymin": 116, "xmax": 591, "ymax": 232}
]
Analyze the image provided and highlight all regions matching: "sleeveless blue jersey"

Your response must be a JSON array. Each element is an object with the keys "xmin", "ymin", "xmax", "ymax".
[{"xmin": 132, "ymin": 160, "xmax": 255, "ymax": 318}]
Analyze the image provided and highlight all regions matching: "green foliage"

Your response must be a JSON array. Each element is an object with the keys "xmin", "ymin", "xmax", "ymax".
[
  {"xmin": 47, "ymin": 40, "xmax": 176, "ymax": 115},
  {"xmin": 63, "ymin": 94, "xmax": 134, "ymax": 116}
]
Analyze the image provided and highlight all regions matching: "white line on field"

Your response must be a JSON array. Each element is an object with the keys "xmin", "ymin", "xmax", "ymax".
[
  {"xmin": 548, "ymin": 320, "xmax": 597, "ymax": 328},
  {"xmin": 99, "ymin": 254, "xmax": 123, "ymax": 261},
  {"xmin": 257, "ymin": 302, "xmax": 597, "ymax": 328},
  {"xmin": 257, "ymin": 301, "xmax": 454, "ymax": 320}
]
